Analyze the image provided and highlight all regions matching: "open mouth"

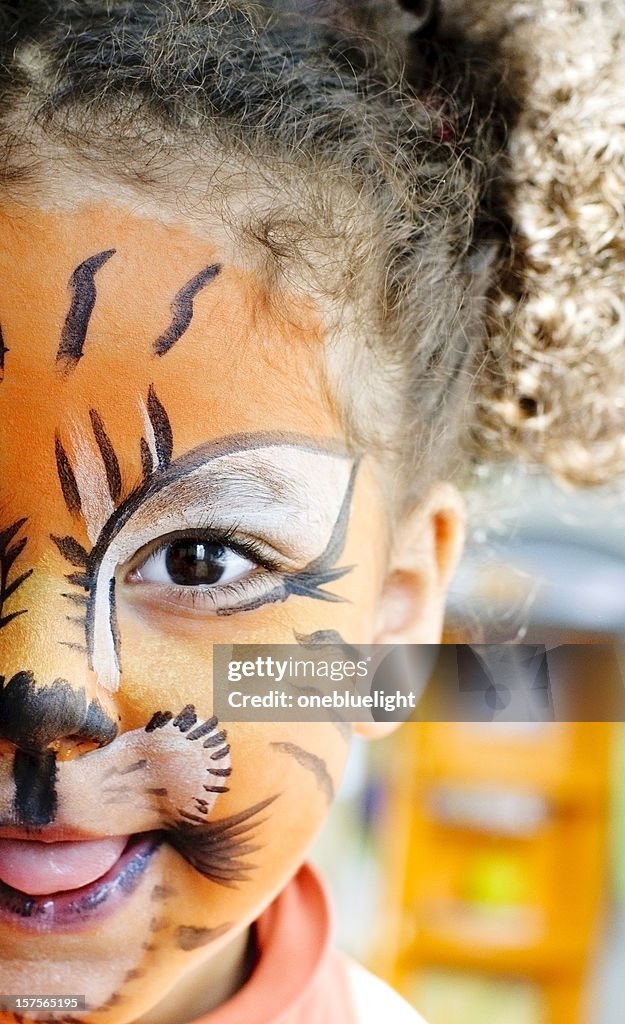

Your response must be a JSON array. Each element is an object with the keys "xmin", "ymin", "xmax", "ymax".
[{"xmin": 0, "ymin": 832, "xmax": 163, "ymax": 933}]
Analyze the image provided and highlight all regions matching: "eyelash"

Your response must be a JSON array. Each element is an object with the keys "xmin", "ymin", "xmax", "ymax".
[{"xmin": 123, "ymin": 527, "xmax": 287, "ymax": 615}]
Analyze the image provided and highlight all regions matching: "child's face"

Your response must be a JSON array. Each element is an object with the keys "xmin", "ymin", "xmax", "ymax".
[{"xmin": 0, "ymin": 192, "xmax": 393, "ymax": 1021}]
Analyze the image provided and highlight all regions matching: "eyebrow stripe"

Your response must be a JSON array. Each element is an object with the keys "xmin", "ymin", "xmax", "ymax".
[
  {"xmin": 153, "ymin": 264, "xmax": 222, "ymax": 357},
  {"xmin": 0, "ymin": 324, "xmax": 7, "ymax": 381},
  {"xmin": 90, "ymin": 410, "xmax": 122, "ymax": 503},
  {"xmin": 55, "ymin": 434, "xmax": 82, "ymax": 516},
  {"xmin": 139, "ymin": 437, "xmax": 153, "ymax": 485},
  {"xmin": 147, "ymin": 385, "xmax": 173, "ymax": 470},
  {"xmin": 56, "ymin": 249, "xmax": 116, "ymax": 372}
]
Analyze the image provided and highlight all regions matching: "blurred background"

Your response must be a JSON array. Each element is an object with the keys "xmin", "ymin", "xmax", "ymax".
[{"xmin": 312, "ymin": 466, "xmax": 625, "ymax": 1024}]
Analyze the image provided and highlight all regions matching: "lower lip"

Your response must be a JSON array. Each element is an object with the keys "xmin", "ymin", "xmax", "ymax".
[{"xmin": 0, "ymin": 833, "xmax": 162, "ymax": 933}]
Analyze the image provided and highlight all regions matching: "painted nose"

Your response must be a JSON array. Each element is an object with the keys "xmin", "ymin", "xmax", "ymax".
[
  {"xmin": 0, "ymin": 670, "xmax": 118, "ymax": 753},
  {"xmin": 0, "ymin": 672, "xmax": 118, "ymax": 826},
  {"xmin": 0, "ymin": 546, "xmax": 119, "ymax": 747}
]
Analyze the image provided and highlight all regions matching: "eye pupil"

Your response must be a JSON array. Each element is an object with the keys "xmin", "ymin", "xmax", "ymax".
[{"xmin": 165, "ymin": 540, "xmax": 227, "ymax": 586}]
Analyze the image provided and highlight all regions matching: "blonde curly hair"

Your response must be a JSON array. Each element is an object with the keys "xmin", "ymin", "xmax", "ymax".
[{"xmin": 452, "ymin": 0, "xmax": 625, "ymax": 487}]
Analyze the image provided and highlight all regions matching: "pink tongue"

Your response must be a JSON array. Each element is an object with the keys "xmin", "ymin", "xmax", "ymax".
[{"xmin": 0, "ymin": 836, "xmax": 128, "ymax": 895}]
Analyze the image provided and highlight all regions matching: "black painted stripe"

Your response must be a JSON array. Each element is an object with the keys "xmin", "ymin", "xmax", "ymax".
[
  {"xmin": 145, "ymin": 710, "xmax": 173, "ymax": 732},
  {"xmin": 153, "ymin": 264, "xmax": 221, "ymax": 357},
  {"xmin": 0, "ymin": 521, "xmax": 31, "ymax": 630},
  {"xmin": 12, "ymin": 750, "xmax": 58, "ymax": 826},
  {"xmin": 146, "ymin": 385, "xmax": 173, "ymax": 470},
  {"xmin": 90, "ymin": 410, "xmax": 122, "ymax": 503},
  {"xmin": 56, "ymin": 249, "xmax": 116, "ymax": 371},
  {"xmin": 0, "ymin": 323, "xmax": 7, "ymax": 380},
  {"xmin": 55, "ymin": 435, "xmax": 82, "ymax": 516},
  {"xmin": 52, "ymin": 534, "xmax": 90, "ymax": 568},
  {"xmin": 172, "ymin": 705, "xmax": 198, "ymax": 732},
  {"xmin": 140, "ymin": 437, "xmax": 153, "ymax": 484},
  {"xmin": 186, "ymin": 716, "xmax": 219, "ymax": 741}
]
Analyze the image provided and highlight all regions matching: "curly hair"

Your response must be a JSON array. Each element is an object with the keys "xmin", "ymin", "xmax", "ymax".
[
  {"xmin": 1, "ymin": 0, "xmax": 517, "ymax": 508},
  {"xmin": 444, "ymin": 0, "xmax": 625, "ymax": 489}
]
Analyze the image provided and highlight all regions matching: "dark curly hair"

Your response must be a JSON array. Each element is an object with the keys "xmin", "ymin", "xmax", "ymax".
[{"xmin": 0, "ymin": 0, "xmax": 514, "ymax": 508}]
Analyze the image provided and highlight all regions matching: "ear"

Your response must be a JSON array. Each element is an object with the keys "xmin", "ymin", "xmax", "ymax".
[
  {"xmin": 373, "ymin": 480, "xmax": 465, "ymax": 645},
  {"xmin": 352, "ymin": 481, "xmax": 465, "ymax": 741}
]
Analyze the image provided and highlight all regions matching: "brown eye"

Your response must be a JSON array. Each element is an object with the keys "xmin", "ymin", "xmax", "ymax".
[
  {"xmin": 165, "ymin": 540, "xmax": 229, "ymax": 586},
  {"xmin": 132, "ymin": 536, "xmax": 257, "ymax": 588}
]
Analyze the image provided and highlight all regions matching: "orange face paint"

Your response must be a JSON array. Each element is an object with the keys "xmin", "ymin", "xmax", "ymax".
[{"xmin": 0, "ymin": 196, "xmax": 389, "ymax": 1023}]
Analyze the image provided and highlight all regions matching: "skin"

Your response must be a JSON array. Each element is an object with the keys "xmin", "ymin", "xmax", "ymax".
[{"xmin": 0, "ymin": 187, "xmax": 464, "ymax": 1024}]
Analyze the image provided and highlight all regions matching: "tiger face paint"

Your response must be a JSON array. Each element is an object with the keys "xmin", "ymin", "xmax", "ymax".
[{"xmin": 0, "ymin": 195, "xmax": 389, "ymax": 1023}]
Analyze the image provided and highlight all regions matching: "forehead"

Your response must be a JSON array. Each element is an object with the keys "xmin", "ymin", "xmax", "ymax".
[
  {"xmin": 0, "ymin": 195, "xmax": 388, "ymax": 690},
  {"xmin": 0, "ymin": 198, "xmax": 336, "ymax": 449}
]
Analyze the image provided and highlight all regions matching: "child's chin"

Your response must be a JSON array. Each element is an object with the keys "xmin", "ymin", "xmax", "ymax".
[{"xmin": 0, "ymin": 839, "xmax": 253, "ymax": 1023}]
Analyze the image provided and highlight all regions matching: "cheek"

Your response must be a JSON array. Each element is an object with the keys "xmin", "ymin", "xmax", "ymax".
[
  {"xmin": 232, "ymin": 721, "xmax": 348, "ymax": 821},
  {"xmin": 164, "ymin": 719, "xmax": 349, "ymax": 907},
  {"xmin": 112, "ymin": 718, "xmax": 343, "ymax": 1012},
  {"xmin": 103, "ymin": 721, "xmax": 348, "ymax": 997},
  {"xmin": 110, "ymin": 619, "xmax": 348, "ymax": 871}
]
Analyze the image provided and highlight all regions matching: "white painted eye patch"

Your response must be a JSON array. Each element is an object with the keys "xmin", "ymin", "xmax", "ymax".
[{"xmin": 81, "ymin": 440, "xmax": 355, "ymax": 691}]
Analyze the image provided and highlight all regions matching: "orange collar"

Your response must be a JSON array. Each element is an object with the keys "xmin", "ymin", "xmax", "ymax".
[{"xmin": 195, "ymin": 864, "xmax": 356, "ymax": 1024}]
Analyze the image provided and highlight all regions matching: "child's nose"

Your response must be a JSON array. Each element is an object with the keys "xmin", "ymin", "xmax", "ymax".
[
  {"xmin": 0, "ymin": 566, "xmax": 119, "ymax": 760},
  {"xmin": 0, "ymin": 671, "xmax": 118, "ymax": 756},
  {"xmin": 0, "ymin": 661, "xmax": 119, "ymax": 827}
]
